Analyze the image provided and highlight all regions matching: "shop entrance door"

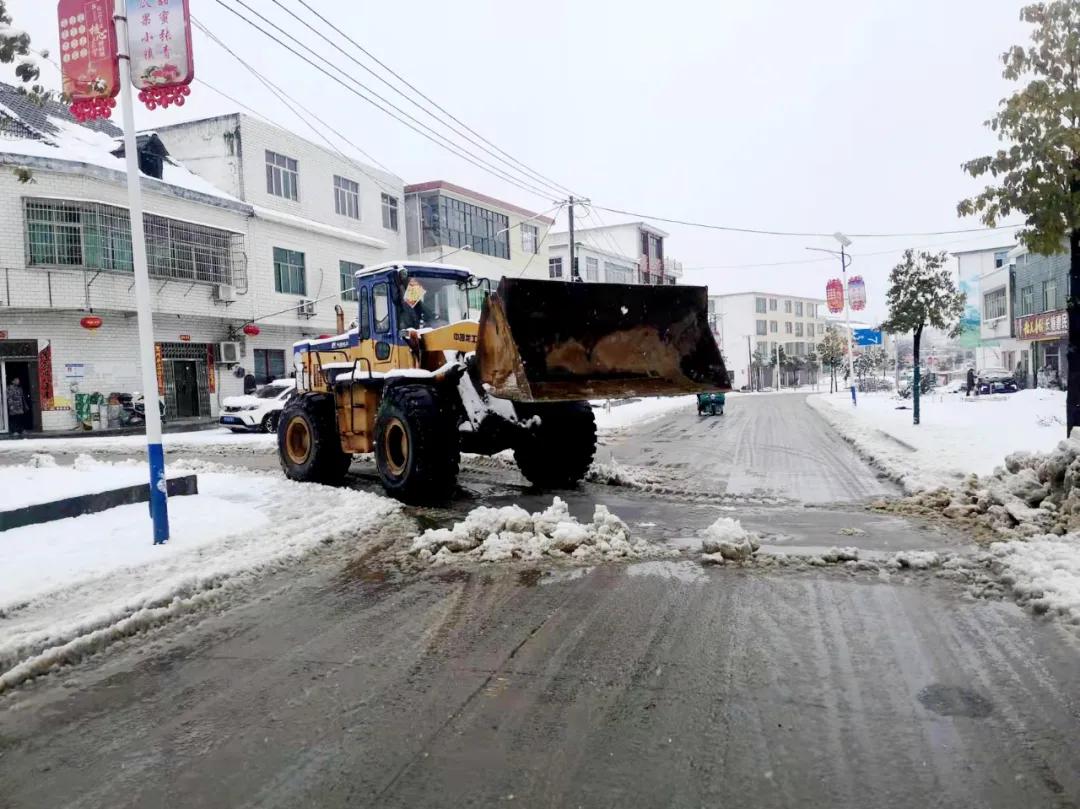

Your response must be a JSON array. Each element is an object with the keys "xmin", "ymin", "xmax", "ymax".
[
  {"xmin": 1, "ymin": 360, "xmax": 34, "ymax": 434},
  {"xmin": 172, "ymin": 360, "xmax": 200, "ymax": 418}
]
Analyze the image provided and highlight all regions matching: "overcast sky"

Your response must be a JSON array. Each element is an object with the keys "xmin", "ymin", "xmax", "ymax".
[{"xmin": 9, "ymin": 0, "xmax": 1031, "ymax": 321}]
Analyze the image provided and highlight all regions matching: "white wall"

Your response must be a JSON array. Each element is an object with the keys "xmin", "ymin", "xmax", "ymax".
[{"xmin": 547, "ymin": 239, "xmax": 638, "ymax": 282}]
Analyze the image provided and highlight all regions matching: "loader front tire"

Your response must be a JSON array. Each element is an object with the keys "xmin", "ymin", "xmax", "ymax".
[
  {"xmin": 278, "ymin": 394, "xmax": 352, "ymax": 485},
  {"xmin": 374, "ymin": 383, "xmax": 460, "ymax": 504},
  {"xmin": 514, "ymin": 401, "xmax": 597, "ymax": 489}
]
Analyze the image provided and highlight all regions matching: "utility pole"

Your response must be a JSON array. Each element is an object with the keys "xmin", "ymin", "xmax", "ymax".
[
  {"xmin": 840, "ymin": 240, "xmax": 856, "ymax": 404},
  {"xmin": 115, "ymin": 0, "xmax": 169, "ymax": 543},
  {"xmin": 775, "ymin": 340, "xmax": 781, "ymax": 390},
  {"xmin": 746, "ymin": 335, "xmax": 754, "ymax": 392},
  {"xmin": 567, "ymin": 196, "xmax": 579, "ymax": 281}
]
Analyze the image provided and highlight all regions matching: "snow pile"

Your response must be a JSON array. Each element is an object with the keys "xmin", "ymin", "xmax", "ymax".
[
  {"xmin": 810, "ymin": 389, "xmax": 1068, "ymax": 492},
  {"xmin": 584, "ymin": 458, "xmax": 663, "ymax": 488},
  {"xmin": 989, "ymin": 539, "xmax": 1080, "ymax": 621},
  {"xmin": 0, "ymin": 456, "xmax": 401, "ymax": 691},
  {"xmin": 699, "ymin": 517, "xmax": 760, "ymax": 564},
  {"xmin": 405, "ymin": 497, "xmax": 669, "ymax": 567}
]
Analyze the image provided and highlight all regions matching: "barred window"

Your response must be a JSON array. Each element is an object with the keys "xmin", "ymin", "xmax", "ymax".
[
  {"xmin": 273, "ymin": 247, "xmax": 306, "ymax": 296},
  {"xmin": 25, "ymin": 198, "xmax": 240, "ymax": 286}
]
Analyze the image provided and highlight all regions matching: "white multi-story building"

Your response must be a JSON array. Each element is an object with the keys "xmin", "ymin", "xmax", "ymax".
[
  {"xmin": 548, "ymin": 220, "xmax": 682, "ymax": 285},
  {"xmin": 0, "ymin": 86, "xmax": 405, "ymax": 433},
  {"xmin": 953, "ymin": 244, "xmax": 1024, "ymax": 372},
  {"xmin": 403, "ymin": 180, "xmax": 553, "ymax": 310},
  {"xmin": 709, "ymin": 291, "xmax": 830, "ymax": 389}
]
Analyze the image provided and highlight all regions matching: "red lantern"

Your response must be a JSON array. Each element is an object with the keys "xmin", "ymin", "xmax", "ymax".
[
  {"xmin": 242, "ymin": 323, "xmax": 261, "ymax": 337},
  {"xmin": 826, "ymin": 279, "xmax": 844, "ymax": 314},
  {"xmin": 848, "ymin": 276, "xmax": 867, "ymax": 312},
  {"xmin": 126, "ymin": 0, "xmax": 195, "ymax": 111},
  {"xmin": 80, "ymin": 315, "xmax": 103, "ymax": 330},
  {"xmin": 59, "ymin": 0, "xmax": 120, "ymax": 122}
]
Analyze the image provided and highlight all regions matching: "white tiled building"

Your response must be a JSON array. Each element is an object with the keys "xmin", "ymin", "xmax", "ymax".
[
  {"xmin": 0, "ymin": 88, "xmax": 405, "ymax": 432},
  {"xmin": 709, "ymin": 291, "xmax": 830, "ymax": 389},
  {"xmin": 403, "ymin": 180, "xmax": 554, "ymax": 310},
  {"xmin": 548, "ymin": 221, "xmax": 682, "ymax": 285}
]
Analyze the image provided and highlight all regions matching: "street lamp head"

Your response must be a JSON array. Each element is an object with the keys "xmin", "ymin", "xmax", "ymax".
[{"xmin": 833, "ymin": 232, "xmax": 852, "ymax": 248}]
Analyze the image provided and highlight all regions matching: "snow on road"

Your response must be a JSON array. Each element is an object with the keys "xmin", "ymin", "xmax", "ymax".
[
  {"xmin": 0, "ymin": 456, "xmax": 402, "ymax": 692},
  {"xmin": 809, "ymin": 388, "xmax": 1067, "ymax": 492},
  {"xmin": 592, "ymin": 395, "xmax": 697, "ymax": 431}
]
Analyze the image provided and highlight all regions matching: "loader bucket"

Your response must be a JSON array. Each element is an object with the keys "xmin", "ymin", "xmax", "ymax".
[{"xmin": 476, "ymin": 278, "xmax": 730, "ymax": 402}]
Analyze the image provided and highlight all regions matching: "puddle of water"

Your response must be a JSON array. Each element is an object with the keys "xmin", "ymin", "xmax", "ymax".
[
  {"xmin": 538, "ymin": 567, "xmax": 593, "ymax": 586},
  {"xmin": 626, "ymin": 560, "xmax": 708, "ymax": 583}
]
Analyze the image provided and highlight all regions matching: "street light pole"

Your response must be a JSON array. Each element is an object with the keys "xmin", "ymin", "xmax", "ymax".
[
  {"xmin": 807, "ymin": 235, "xmax": 857, "ymax": 405},
  {"xmin": 115, "ymin": 0, "xmax": 169, "ymax": 543}
]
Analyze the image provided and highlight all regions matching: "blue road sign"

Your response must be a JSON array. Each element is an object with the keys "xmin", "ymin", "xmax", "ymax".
[{"xmin": 854, "ymin": 328, "xmax": 883, "ymax": 346}]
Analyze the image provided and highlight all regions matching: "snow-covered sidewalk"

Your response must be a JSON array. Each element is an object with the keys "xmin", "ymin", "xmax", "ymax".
[
  {"xmin": 809, "ymin": 388, "xmax": 1068, "ymax": 492},
  {"xmin": 0, "ymin": 455, "xmax": 401, "ymax": 692},
  {"xmin": 0, "ymin": 427, "xmax": 277, "ymax": 457}
]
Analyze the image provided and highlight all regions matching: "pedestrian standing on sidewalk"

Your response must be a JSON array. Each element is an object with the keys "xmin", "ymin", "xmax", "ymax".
[
  {"xmin": 966, "ymin": 366, "xmax": 976, "ymax": 397},
  {"xmin": 6, "ymin": 377, "xmax": 30, "ymax": 436}
]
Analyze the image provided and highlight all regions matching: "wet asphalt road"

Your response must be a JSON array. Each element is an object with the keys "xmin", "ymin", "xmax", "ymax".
[{"xmin": 2, "ymin": 393, "xmax": 1080, "ymax": 808}]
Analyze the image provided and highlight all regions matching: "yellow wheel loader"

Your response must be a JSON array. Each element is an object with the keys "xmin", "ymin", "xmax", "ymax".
[{"xmin": 278, "ymin": 262, "xmax": 730, "ymax": 503}]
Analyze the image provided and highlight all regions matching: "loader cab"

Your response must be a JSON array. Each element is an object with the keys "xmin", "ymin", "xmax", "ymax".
[{"xmin": 353, "ymin": 264, "xmax": 475, "ymax": 364}]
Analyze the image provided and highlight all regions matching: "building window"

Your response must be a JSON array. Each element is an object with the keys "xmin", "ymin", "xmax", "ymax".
[
  {"xmin": 994, "ymin": 250, "xmax": 1009, "ymax": 269},
  {"xmin": 25, "ymin": 198, "xmax": 242, "ymax": 287},
  {"xmin": 419, "ymin": 193, "xmax": 510, "ymax": 259},
  {"xmin": 769, "ymin": 321, "xmax": 778, "ymax": 333},
  {"xmin": 807, "ymin": 303, "xmax": 816, "ymax": 318},
  {"xmin": 381, "ymin": 192, "xmax": 399, "ymax": 230},
  {"xmin": 585, "ymin": 256, "xmax": 599, "ymax": 281},
  {"xmin": 333, "ymin": 175, "xmax": 360, "ymax": 219},
  {"xmin": 273, "ymin": 247, "xmax": 306, "ymax": 295},
  {"xmin": 266, "ymin": 150, "xmax": 299, "ymax": 200},
  {"xmin": 795, "ymin": 322, "xmax": 804, "ymax": 337},
  {"xmin": 755, "ymin": 296, "xmax": 767, "ymax": 314},
  {"xmin": 549, "ymin": 257, "xmax": 563, "ymax": 278},
  {"xmin": 785, "ymin": 322, "xmax": 793, "ymax": 334},
  {"xmin": 253, "ymin": 349, "xmax": 286, "ymax": 386},
  {"xmin": 807, "ymin": 323, "xmax": 815, "ymax": 338},
  {"xmin": 769, "ymin": 299, "xmax": 777, "ymax": 311},
  {"xmin": 1020, "ymin": 285, "xmax": 1034, "ymax": 316},
  {"xmin": 784, "ymin": 300, "xmax": 792, "ymax": 313},
  {"xmin": 794, "ymin": 301, "xmax": 804, "ymax": 316},
  {"xmin": 756, "ymin": 341, "xmax": 768, "ymax": 356},
  {"xmin": 984, "ymin": 287, "xmax": 1007, "ymax": 320},
  {"xmin": 1043, "ymin": 278, "xmax": 1058, "ymax": 311},
  {"xmin": 756, "ymin": 319, "xmax": 767, "ymax": 336},
  {"xmin": 340, "ymin": 260, "xmax": 363, "ymax": 301},
  {"xmin": 604, "ymin": 261, "xmax": 634, "ymax": 283},
  {"xmin": 521, "ymin": 223, "xmax": 538, "ymax": 254}
]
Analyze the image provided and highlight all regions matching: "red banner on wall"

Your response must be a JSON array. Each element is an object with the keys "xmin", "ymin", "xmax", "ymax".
[
  {"xmin": 37, "ymin": 342, "xmax": 54, "ymax": 410},
  {"xmin": 154, "ymin": 343, "xmax": 165, "ymax": 395},
  {"xmin": 206, "ymin": 344, "xmax": 216, "ymax": 393}
]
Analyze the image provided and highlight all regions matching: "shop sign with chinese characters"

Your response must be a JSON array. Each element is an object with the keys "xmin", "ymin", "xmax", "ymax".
[
  {"xmin": 126, "ymin": 0, "xmax": 194, "ymax": 109},
  {"xmin": 1016, "ymin": 309, "xmax": 1069, "ymax": 340}
]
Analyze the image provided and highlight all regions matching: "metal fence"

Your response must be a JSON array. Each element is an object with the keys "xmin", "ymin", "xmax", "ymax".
[{"xmin": 24, "ymin": 197, "xmax": 247, "ymax": 292}]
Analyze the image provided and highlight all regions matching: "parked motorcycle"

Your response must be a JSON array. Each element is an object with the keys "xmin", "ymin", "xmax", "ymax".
[{"xmin": 113, "ymin": 392, "xmax": 166, "ymax": 426}]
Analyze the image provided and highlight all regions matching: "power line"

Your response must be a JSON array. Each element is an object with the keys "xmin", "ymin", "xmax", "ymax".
[
  {"xmin": 287, "ymin": 0, "xmax": 581, "ymax": 200},
  {"xmin": 268, "ymin": 0, "xmax": 570, "ymax": 199},
  {"xmin": 590, "ymin": 204, "xmax": 1022, "ymax": 239},
  {"xmin": 192, "ymin": 18, "xmax": 398, "ymax": 194},
  {"xmin": 212, "ymin": 0, "xmax": 558, "ymax": 203}
]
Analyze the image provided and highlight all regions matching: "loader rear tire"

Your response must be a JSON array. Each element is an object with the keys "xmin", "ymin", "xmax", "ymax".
[
  {"xmin": 278, "ymin": 394, "xmax": 352, "ymax": 485},
  {"xmin": 374, "ymin": 383, "xmax": 460, "ymax": 504},
  {"xmin": 514, "ymin": 401, "xmax": 597, "ymax": 489}
]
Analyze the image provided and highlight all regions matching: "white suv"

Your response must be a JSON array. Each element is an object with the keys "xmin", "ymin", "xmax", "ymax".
[{"xmin": 219, "ymin": 379, "xmax": 296, "ymax": 433}]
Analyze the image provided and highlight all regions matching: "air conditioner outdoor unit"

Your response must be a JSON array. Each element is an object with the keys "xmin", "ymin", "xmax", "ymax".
[
  {"xmin": 218, "ymin": 341, "xmax": 241, "ymax": 364},
  {"xmin": 297, "ymin": 299, "xmax": 316, "ymax": 318},
  {"xmin": 213, "ymin": 283, "xmax": 236, "ymax": 303}
]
